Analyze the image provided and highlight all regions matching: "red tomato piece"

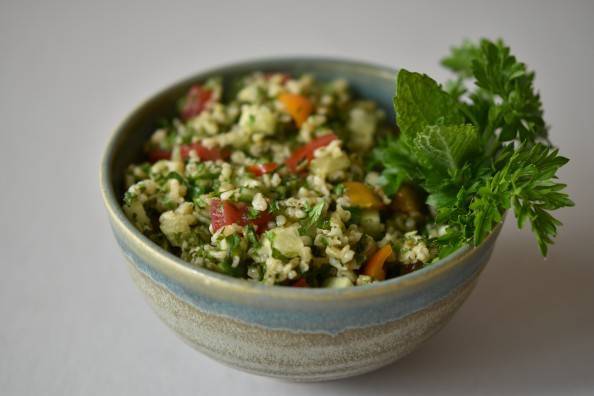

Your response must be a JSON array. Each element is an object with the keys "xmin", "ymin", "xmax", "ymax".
[
  {"xmin": 210, "ymin": 199, "xmax": 273, "ymax": 234},
  {"xmin": 180, "ymin": 85, "xmax": 213, "ymax": 120},
  {"xmin": 147, "ymin": 143, "xmax": 228, "ymax": 163},
  {"xmin": 180, "ymin": 143, "xmax": 229, "ymax": 161},
  {"xmin": 292, "ymin": 278, "xmax": 308, "ymax": 288},
  {"xmin": 147, "ymin": 148, "xmax": 172, "ymax": 162},
  {"xmin": 249, "ymin": 210, "xmax": 274, "ymax": 233},
  {"xmin": 209, "ymin": 199, "xmax": 226, "ymax": 232},
  {"xmin": 285, "ymin": 133, "xmax": 338, "ymax": 173},
  {"xmin": 223, "ymin": 201, "xmax": 245, "ymax": 227},
  {"xmin": 285, "ymin": 145, "xmax": 308, "ymax": 173},
  {"xmin": 210, "ymin": 199, "xmax": 246, "ymax": 232},
  {"xmin": 247, "ymin": 162, "xmax": 278, "ymax": 176}
]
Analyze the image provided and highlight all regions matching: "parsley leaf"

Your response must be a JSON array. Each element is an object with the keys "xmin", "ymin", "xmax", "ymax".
[
  {"xmin": 441, "ymin": 39, "xmax": 482, "ymax": 78},
  {"xmin": 300, "ymin": 201, "xmax": 326, "ymax": 235},
  {"xmin": 443, "ymin": 39, "xmax": 548, "ymax": 144},
  {"xmin": 371, "ymin": 135, "xmax": 421, "ymax": 195}
]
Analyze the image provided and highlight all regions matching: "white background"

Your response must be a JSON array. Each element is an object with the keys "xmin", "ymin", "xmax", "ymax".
[{"xmin": 1, "ymin": 0, "xmax": 593, "ymax": 395}]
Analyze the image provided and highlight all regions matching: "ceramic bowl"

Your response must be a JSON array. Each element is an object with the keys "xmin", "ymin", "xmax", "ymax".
[{"xmin": 100, "ymin": 58, "xmax": 502, "ymax": 382}]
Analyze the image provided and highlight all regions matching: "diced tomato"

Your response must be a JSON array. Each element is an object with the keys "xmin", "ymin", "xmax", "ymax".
[
  {"xmin": 249, "ymin": 210, "xmax": 274, "ymax": 233},
  {"xmin": 285, "ymin": 133, "xmax": 338, "ymax": 173},
  {"xmin": 147, "ymin": 143, "xmax": 228, "ymax": 163},
  {"xmin": 180, "ymin": 143, "xmax": 229, "ymax": 161},
  {"xmin": 306, "ymin": 134, "xmax": 338, "ymax": 154},
  {"xmin": 210, "ymin": 199, "xmax": 225, "ymax": 231},
  {"xmin": 247, "ymin": 162, "xmax": 278, "ymax": 176},
  {"xmin": 210, "ymin": 199, "xmax": 245, "ymax": 232},
  {"xmin": 210, "ymin": 199, "xmax": 273, "ymax": 233},
  {"xmin": 180, "ymin": 85, "xmax": 213, "ymax": 120},
  {"xmin": 285, "ymin": 146, "xmax": 308, "ymax": 173},
  {"xmin": 292, "ymin": 278, "xmax": 308, "ymax": 288},
  {"xmin": 147, "ymin": 148, "xmax": 172, "ymax": 162}
]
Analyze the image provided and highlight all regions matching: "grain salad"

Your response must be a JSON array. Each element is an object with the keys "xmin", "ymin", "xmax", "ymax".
[{"xmin": 122, "ymin": 72, "xmax": 443, "ymax": 287}]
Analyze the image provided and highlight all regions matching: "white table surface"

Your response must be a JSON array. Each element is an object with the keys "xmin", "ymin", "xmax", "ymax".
[{"xmin": 2, "ymin": 0, "xmax": 593, "ymax": 394}]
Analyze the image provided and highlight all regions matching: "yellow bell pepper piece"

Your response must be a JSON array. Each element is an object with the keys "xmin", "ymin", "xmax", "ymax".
[
  {"xmin": 278, "ymin": 93, "xmax": 313, "ymax": 128},
  {"xmin": 344, "ymin": 181, "xmax": 383, "ymax": 209}
]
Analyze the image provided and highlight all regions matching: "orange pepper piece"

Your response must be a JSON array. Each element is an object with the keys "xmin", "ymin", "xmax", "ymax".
[
  {"xmin": 344, "ymin": 181, "xmax": 384, "ymax": 209},
  {"xmin": 362, "ymin": 244, "xmax": 393, "ymax": 280},
  {"xmin": 278, "ymin": 93, "xmax": 313, "ymax": 128}
]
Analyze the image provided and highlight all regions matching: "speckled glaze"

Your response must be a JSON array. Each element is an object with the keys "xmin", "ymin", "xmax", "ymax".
[{"xmin": 100, "ymin": 58, "xmax": 503, "ymax": 381}]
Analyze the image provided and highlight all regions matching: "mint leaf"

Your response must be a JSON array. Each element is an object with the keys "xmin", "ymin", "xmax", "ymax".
[
  {"xmin": 395, "ymin": 69, "xmax": 464, "ymax": 138},
  {"xmin": 412, "ymin": 124, "xmax": 479, "ymax": 173}
]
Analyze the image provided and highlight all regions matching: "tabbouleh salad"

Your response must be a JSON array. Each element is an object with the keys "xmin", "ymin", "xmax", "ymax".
[
  {"xmin": 122, "ymin": 39, "xmax": 573, "ymax": 287},
  {"xmin": 123, "ymin": 72, "xmax": 440, "ymax": 287}
]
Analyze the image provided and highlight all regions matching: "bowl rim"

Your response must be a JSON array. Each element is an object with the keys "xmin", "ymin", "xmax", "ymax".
[{"xmin": 100, "ymin": 56, "xmax": 502, "ymax": 301}]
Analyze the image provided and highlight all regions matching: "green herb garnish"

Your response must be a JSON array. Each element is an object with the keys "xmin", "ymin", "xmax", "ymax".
[
  {"xmin": 374, "ymin": 38, "xmax": 573, "ymax": 256},
  {"xmin": 246, "ymin": 207, "xmax": 260, "ymax": 220},
  {"xmin": 300, "ymin": 201, "xmax": 326, "ymax": 235}
]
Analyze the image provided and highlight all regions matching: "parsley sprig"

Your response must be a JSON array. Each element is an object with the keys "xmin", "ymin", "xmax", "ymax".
[{"xmin": 374, "ymin": 38, "xmax": 573, "ymax": 256}]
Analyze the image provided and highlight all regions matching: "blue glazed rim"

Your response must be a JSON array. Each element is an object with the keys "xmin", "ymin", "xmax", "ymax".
[{"xmin": 100, "ymin": 56, "xmax": 502, "ymax": 302}]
